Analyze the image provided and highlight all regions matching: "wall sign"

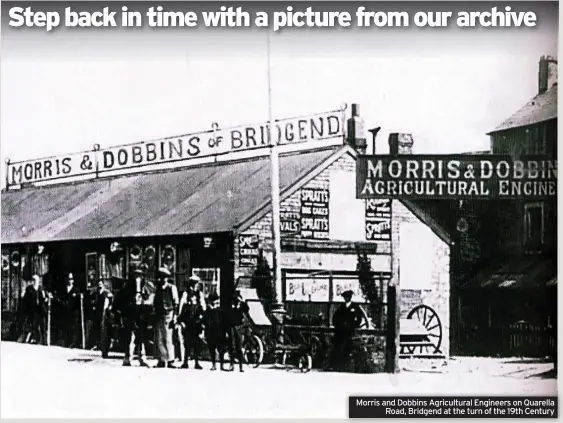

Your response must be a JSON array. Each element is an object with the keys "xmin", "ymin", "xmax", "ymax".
[
  {"xmin": 285, "ymin": 275, "xmax": 330, "ymax": 302},
  {"xmin": 365, "ymin": 199, "xmax": 391, "ymax": 241},
  {"xmin": 356, "ymin": 155, "xmax": 557, "ymax": 200},
  {"xmin": 300, "ymin": 188, "xmax": 330, "ymax": 240},
  {"xmin": 280, "ymin": 209, "xmax": 301, "ymax": 235},
  {"xmin": 7, "ymin": 109, "xmax": 345, "ymax": 187},
  {"xmin": 239, "ymin": 234, "xmax": 260, "ymax": 267}
]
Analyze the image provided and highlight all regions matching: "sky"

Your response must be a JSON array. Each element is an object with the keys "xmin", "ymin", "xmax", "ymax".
[{"xmin": 0, "ymin": 2, "xmax": 559, "ymax": 187}]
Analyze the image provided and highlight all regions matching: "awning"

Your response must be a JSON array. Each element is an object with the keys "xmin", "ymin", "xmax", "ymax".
[
  {"xmin": 1, "ymin": 147, "xmax": 340, "ymax": 244},
  {"xmin": 457, "ymin": 256, "xmax": 557, "ymax": 290}
]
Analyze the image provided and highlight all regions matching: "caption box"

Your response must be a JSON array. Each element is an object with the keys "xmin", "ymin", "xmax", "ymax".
[{"xmin": 349, "ymin": 396, "xmax": 558, "ymax": 419}]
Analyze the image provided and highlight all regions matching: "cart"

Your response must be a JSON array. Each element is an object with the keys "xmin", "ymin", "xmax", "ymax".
[
  {"xmin": 399, "ymin": 304, "xmax": 444, "ymax": 358},
  {"xmin": 239, "ymin": 288, "xmax": 314, "ymax": 373}
]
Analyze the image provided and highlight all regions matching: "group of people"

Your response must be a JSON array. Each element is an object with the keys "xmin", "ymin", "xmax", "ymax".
[
  {"xmin": 115, "ymin": 266, "xmax": 250, "ymax": 371},
  {"xmin": 16, "ymin": 267, "xmax": 366, "ymax": 373}
]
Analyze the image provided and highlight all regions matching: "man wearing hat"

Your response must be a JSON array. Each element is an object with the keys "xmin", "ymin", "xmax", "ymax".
[
  {"xmin": 226, "ymin": 290, "xmax": 250, "ymax": 372},
  {"xmin": 153, "ymin": 267, "xmax": 179, "ymax": 368},
  {"xmin": 57, "ymin": 272, "xmax": 81, "ymax": 348},
  {"xmin": 121, "ymin": 265, "xmax": 153, "ymax": 367},
  {"xmin": 327, "ymin": 289, "xmax": 364, "ymax": 371},
  {"xmin": 177, "ymin": 274, "xmax": 206, "ymax": 368}
]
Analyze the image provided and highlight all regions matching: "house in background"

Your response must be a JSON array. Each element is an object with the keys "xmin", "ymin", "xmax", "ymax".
[{"xmin": 451, "ymin": 55, "xmax": 558, "ymax": 357}]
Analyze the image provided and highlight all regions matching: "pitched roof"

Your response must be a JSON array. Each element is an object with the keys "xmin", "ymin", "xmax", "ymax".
[
  {"xmin": 457, "ymin": 255, "xmax": 556, "ymax": 290},
  {"xmin": 488, "ymin": 84, "xmax": 558, "ymax": 134},
  {"xmin": 1, "ymin": 147, "xmax": 340, "ymax": 244}
]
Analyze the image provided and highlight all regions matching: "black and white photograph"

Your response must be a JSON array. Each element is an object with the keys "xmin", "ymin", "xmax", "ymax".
[{"xmin": 0, "ymin": 1, "xmax": 558, "ymax": 419}]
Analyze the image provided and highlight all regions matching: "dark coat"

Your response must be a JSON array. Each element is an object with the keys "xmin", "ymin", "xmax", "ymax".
[
  {"xmin": 22, "ymin": 285, "xmax": 48, "ymax": 316},
  {"xmin": 228, "ymin": 301, "xmax": 249, "ymax": 327},
  {"xmin": 202, "ymin": 307, "xmax": 227, "ymax": 343},
  {"xmin": 58, "ymin": 286, "xmax": 81, "ymax": 314},
  {"xmin": 332, "ymin": 302, "xmax": 364, "ymax": 336}
]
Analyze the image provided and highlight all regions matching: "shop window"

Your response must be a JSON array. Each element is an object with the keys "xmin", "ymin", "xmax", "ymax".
[
  {"xmin": 192, "ymin": 268, "xmax": 220, "ymax": 298},
  {"xmin": 524, "ymin": 203, "xmax": 544, "ymax": 252}
]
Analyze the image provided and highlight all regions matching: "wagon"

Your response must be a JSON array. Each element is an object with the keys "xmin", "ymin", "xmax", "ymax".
[{"xmin": 399, "ymin": 304, "xmax": 444, "ymax": 358}]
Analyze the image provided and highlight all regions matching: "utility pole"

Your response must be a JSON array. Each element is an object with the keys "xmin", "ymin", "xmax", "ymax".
[{"xmin": 266, "ymin": 31, "xmax": 285, "ymax": 317}]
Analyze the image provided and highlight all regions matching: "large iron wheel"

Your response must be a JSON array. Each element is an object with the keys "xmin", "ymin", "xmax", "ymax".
[
  {"xmin": 406, "ymin": 304, "xmax": 443, "ymax": 354},
  {"xmin": 243, "ymin": 334, "xmax": 264, "ymax": 368}
]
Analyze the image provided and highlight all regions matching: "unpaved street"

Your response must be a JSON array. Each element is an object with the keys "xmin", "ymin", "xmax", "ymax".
[{"xmin": 1, "ymin": 342, "xmax": 556, "ymax": 419}]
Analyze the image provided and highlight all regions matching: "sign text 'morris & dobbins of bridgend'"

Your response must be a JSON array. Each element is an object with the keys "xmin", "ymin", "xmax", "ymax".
[
  {"xmin": 356, "ymin": 156, "xmax": 557, "ymax": 200},
  {"xmin": 7, "ymin": 111, "xmax": 342, "ymax": 186}
]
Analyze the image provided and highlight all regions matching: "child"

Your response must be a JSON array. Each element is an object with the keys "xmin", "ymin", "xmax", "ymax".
[{"xmin": 202, "ymin": 293, "xmax": 227, "ymax": 371}]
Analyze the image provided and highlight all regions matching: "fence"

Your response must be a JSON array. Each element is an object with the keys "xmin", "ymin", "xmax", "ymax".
[{"xmin": 453, "ymin": 321, "xmax": 557, "ymax": 358}]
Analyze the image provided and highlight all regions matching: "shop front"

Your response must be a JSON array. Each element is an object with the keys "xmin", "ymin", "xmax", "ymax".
[{"xmin": 2, "ymin": 105, "xmax": 453, "ymax": 361}]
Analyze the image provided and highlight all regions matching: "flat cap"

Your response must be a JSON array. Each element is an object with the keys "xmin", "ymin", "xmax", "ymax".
[
  {"xmin": 158, "ymin": 267, "xmax": 172, "ymax": 277},
  {"xmin": 341, "ymin": 290, "xmax": 354, "ymax": 298}
]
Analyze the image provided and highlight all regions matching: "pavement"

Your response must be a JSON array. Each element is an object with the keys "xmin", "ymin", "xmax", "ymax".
[{"xmin": 0, "ymin": 341, "xmax": 557, "ymax": 419}]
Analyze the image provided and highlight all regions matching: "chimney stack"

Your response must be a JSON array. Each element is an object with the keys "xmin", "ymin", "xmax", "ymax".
[
  {"xmin": 538, "ymin": 55, "xmax": 558, "ymax": 94},
  {"xmin": 346, "ymin": 103, "xmax": 367, "ymax": 154},
  {"xmin": 389, "ymin": 133, "xmax": 414, "ymax": 156}
]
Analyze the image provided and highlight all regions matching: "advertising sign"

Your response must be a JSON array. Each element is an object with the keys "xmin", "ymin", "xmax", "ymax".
[
  {"xmin": 7, "ymin": 109, "xmax": 344, "ymax": 187},
  {"xmin": 238, "ymin": 234, "xmax": 260, "ymax": 267},
  {"xmin": 285, "ymin": 275, "xmax": 330, "ymax": 302},
  {"xmin": 356, "ymin": 155, "xmax": 557, "ymax": 200},
  {"xmin": 365, "ymin": 199, "xmax": 391, "ymax": 241},
  {"xmin": 300, "ymin": 188, "xmax": 330, "ymax": 239}
]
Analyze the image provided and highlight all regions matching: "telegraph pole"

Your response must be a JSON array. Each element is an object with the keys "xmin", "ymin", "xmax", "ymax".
[{"xmin": 266, "ymin": 31, "xmax": 284, "ymax": 315}]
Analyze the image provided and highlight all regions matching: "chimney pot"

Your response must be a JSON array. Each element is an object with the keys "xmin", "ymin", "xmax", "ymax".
[
  {"xmin": 346, "ymin": 103, "xmax": 366, "ymax": 154},
  {"xmin": 389, "ymin": 133, "xmax": 414, "ymax": 156},
  {"xmin": 538, "ymin": 55, "xmax": 558, "ymax": 94}
]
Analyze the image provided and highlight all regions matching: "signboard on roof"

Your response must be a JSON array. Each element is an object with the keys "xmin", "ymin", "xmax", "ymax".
[
  {"xmin": 5, "ymin": 108, "xmax": 345, "ymax": 188},
  {"xmin": 357, "ymin": 155, "xmax": 557, "ymax": 200}
]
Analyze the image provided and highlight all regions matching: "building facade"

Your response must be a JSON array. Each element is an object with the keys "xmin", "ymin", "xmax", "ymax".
[{"xmin": 1, "ymin": 106, "xmax": 453, "ymax": 359}]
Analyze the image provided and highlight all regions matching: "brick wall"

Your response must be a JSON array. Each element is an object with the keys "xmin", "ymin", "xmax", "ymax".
[
  {"xmin": 235, "ymin": 151, "xmax": 451, "ymax": 357},
  {"xmin": 392, "ymin": 200, "xmax": 451, "ymax": 357}
]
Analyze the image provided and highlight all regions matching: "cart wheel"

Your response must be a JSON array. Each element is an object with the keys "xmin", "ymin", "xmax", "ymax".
[
  {"xmin": 243, "ymin": 334, "xmax": 264, "ymax": 368},
  {"xmin": 299, "ymin": 354, "xmax": 312, "ymax": 373},
  {"xmin": 407, "ymin": 304, "xmax": 443, "ymax": 353}
]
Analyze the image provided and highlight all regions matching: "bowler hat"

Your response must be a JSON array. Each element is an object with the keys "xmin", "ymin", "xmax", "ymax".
[
  {"xmin": 158, "ymin": 267, "xmax": 172, "ymax": 277},
  {"xmin": 341, "ymin": 290, "xmax": 354, "ymax": 299},
  {"xmin": 208, "ymin": 292, "xmax": 219, "ymax": 302}
]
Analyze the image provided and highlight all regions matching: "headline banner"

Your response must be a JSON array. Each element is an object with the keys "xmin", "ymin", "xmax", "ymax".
[
  {"xmin": 349, "ymin": 396, "xmax": 558, "ymax": 418},
  {"xmin": 6, "ymin": 109, "xmax": 343, "ymax": 186},
  {"xmin": 356, "ymin": 155, "xmax": 557, "ymax": 200}
]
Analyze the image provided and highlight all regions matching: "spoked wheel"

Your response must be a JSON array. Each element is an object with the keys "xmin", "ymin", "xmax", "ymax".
[
  {"xmin": 406, "ymin": 304, "xmax": 443, "ymax": 354},
  {"xmin": 243, "ymin": 334, "xmax": 264, "ymax": 368},
  {"xmin": 298, "ymin": 354, "xmax": 312, "ymax": 373}
]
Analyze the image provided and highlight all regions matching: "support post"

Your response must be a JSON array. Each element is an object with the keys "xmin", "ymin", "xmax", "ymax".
[
  {"xmin": 47, "ymin": 296, "xmax": 52, "ymax": 347},
  {"xmin": 80, "ymin": 293, "xmax": 86, "ymax": 349}
]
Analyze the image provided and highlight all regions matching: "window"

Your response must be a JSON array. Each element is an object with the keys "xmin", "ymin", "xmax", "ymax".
[
  {"xmin": 192, "ymin": 268, "xmax": 220, "ymax": 297},
  {"xmin": 524, "ymin": 203, "xmax": 544, "ymax": 252}
]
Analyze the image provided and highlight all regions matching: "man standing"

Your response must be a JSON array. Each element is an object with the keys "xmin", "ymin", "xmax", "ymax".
[
  {"xmin": 178, "ymin": 291, "xmax": 204, "ymax": 369},
  {"xmin": 89, "ymin": 280, "xmax": 113, "ymax": 358},
  {"xmin": 328, "ymin": 290, "xmax": 364, "ymax": 371},
  {"xmin": 202, "ymin": 292, "xmax": 227, "ymax": 371},
  {"xmin": 58, "ymin": 273, "xmax": 81, "ymax": 348},
  {"xmin": 19, "ymin": 275, "xmax": 49, "ymax": 344},
  {"xmin": 153, "ymin": 267, "xmax": 179, "ymax": 368},
  {"xmin": 121, "ymin": 267, "xmax": 153, "ymax": 367},
  {"xmin": 226, "ymin": 290, "xmax": 249, "ymax": 372}
]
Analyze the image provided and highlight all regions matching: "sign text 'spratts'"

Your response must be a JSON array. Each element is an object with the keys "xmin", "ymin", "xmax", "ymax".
[
  {"xmin": 299, "ymin": 188, "xmax": 330, "ymax": 240},
  {"xmin": 7, "ymin": 111, "xmax": 343, "ymax": 186},
  {"xmin": 356, "ymin": 155, "xmax": 557, "ymax": 200}
]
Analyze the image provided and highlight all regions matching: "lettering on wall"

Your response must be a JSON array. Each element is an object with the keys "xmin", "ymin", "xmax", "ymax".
[
  {"xmin": 7, "ymin": 110, "xmax": 344, "ymax": 187},
  {"xmin": 285, "ymin": 276, "xmax": 330, "ymax": 302},
  {"xmin": 365, "ymin": 199, "xmax": 391, "ymax": 241},
  {"xmin": 280, "ymin": 209, "xmax": 301, "ymax": 235},
  {"xmin": 239, "ymin": 234, "xmax": 260, "ymax": 267},
  {"xmin": 300, "ymin": 188, "xmax": 330, "ymax": 240}
]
